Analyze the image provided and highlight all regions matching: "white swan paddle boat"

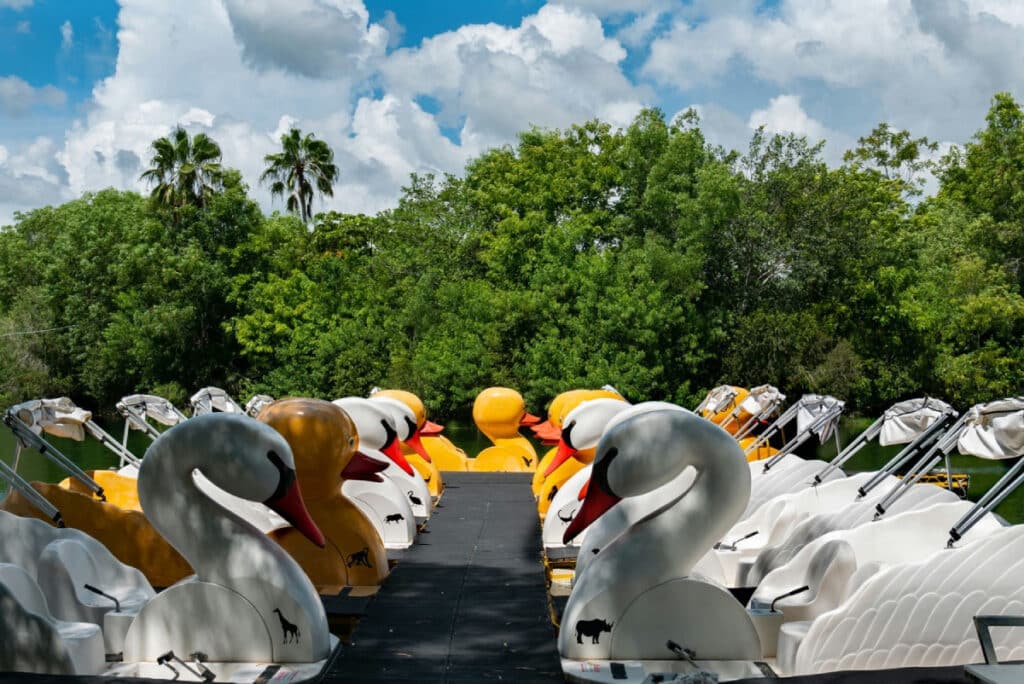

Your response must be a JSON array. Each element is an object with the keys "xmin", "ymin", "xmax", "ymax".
[
  {"xmin": 1, "ymin": 412, "xmax": 337, "ymax": 681},
  {"xmin": 333, "ymin": 397, "xmax": 421, "ymax": 549},
  {"xmin": 708, "ymin": 397, "xmax": 959, "ymax": 586},
  {"xmin": 747, "ymin": 398, "xmax": 1024, "ymax": 675},
  {"xmin": 559, "ymin": 409, "xmax": 772, "ymax": 682}
]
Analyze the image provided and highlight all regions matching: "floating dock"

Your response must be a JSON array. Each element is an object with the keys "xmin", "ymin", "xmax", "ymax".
[{"xmin": 332, "ymin": 472, "xmax": 562, "ymax": 682}]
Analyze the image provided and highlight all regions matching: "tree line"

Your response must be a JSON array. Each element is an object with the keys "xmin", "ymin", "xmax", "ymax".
[{"xmin": 1, "ymin": 94, "xmax": 1022, "ymax": 419}]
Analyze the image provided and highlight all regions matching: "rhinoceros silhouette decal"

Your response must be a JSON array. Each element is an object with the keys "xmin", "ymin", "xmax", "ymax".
[{"xmin": 575, "ymin": 618, "xmax": 613, "ymax": 644}]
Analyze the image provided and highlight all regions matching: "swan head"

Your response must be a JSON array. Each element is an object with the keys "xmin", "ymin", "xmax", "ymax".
[
  {"xmin": 563, "ymin": 408, "xmax": 699, "ymax": 543},
  {"xmin": 332, "ymin": 397, "xmax": 416, "ymax": 476},
  {"xmin": 370, "ymin": 395, "xmax": 433, "ymax": 463},
  {"xmin": 152, "ymin": 412, "xmax": 326, "ymax": 547},
  {"xmin": 543, "ymin": 398, "xmax": 631, "ymax": 477}
]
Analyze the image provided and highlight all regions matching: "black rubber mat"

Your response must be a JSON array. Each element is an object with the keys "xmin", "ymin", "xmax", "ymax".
[{"xmin": 327, "ymin": 472, "xmax": 562, "ymax": 683}]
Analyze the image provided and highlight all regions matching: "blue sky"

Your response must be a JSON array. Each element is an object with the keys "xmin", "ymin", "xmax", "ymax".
[{"xmin": 0, "ymin": 0, "xmax": 1023, "ymax": 225}]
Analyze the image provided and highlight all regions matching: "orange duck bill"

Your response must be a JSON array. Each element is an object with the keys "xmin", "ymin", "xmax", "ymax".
[
  {"xmin": 519, "ymin": 412, "xmax": 541, "ymax": 427},
  {"xmin": 563, "ymin": 468, "xmax": 620, "ymax": 544},
  {"xmin": 264, "ymin": 470, "xmax": 325, "ymax": 548},
  {"xmin": 532, "ymin": 420, "xmax": 562, "ymax": 444},
  {"xmin": 342, "ymin": 450, "xmax": 390, "ymax": 482},
  {"xmin": 420, "ymin": 420, "xmax": 445, "ymax": 436}
]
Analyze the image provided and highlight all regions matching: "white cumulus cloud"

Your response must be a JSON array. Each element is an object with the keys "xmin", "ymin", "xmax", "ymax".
[
  {"xmin": 643, "ymin": 0, "xmax": 1024, "ymax": 142},
  {"xmin": 0, "ymin": 76, "xmax": 66, "ymax": 116},
  {"xmin": 48, "ymin": 0, "xmax": 648, "ymax": 224}
]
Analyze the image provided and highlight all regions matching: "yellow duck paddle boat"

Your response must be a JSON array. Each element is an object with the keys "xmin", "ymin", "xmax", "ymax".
[
  {"xmin": 259, "ymin": 398, "xmax": 390, "ymax": 592},
  {"xmin": 470, "ymin": 387, "xmax": 540, "ymax": 472}
]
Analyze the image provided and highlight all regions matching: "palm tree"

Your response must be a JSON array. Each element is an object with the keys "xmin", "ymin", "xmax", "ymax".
[
  {"xmin": 140, "ymin": 127, "xmax": 224, "ymax": 214},
  {"xmin": 261, "ymin": 128, "xmax": 339, "ymax": 223}
]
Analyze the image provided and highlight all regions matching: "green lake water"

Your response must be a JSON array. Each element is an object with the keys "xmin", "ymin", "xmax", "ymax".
[{"xmin": 2, "ymin": 415, "xmax": 1022, "ymax": 524}]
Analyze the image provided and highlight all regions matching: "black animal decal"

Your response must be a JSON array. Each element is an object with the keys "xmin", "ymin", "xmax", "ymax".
[
  {"xmin": 558, "ymin": 506, "xmax": 576, "ymax": 523},
  {"xmin": 575, "ymin": 618, "xmax": 612, "ymax": 644},
  {"xmin": 408, "ymin": 491, "xmax": 423, "ymax": 506},
  {"xmin": 522, "ymin": 456, "xmax": 532, "ymax": 468},
  {"xmin": 385, "ymin": 513, "xmax": 405, "ymax": 524},
  {"xmin": 547, "ymin": 485, "xmax": 558, "ymax": 502},
  {"xmin": 273, "ymin": 608, "xmax": 300, "ymax": 644},
  {"xmin": 346, "ymin": 546, "xmax": 372, "ymax": 568}
]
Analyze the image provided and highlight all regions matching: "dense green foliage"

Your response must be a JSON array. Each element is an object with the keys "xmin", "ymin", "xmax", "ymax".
[{"xmin": 2, "ymin": 94, "xmax": 1023, "ymax": 417}]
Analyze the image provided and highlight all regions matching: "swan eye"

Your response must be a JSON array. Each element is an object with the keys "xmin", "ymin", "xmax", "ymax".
[
  {"xmin": 381, "ymin": 419, "xmax": 398, "ymax": 448},
  {"xmin": 264, "ymin": 449, "xmax": 296, "ymax": 504},
  {"xmin": 561, "ymin": 421, "xmax": 576, "ymax": 448},
  {"xmin": 592, "ymin": 447, "xmax": 618, "ymax": 495},
  {"xmin": 404, "ymin": 416, "xmax": 417, "ymax": 438}
]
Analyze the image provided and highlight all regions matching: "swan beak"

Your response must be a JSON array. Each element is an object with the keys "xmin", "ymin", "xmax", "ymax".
[
  {"xmin": 563, "ymin": 479, "xmax": 620, "ymax": 544},
  {"xmin": 266, "ymin": 475, "xmax": 325, "ymax": 548},
  {"xmin": 382, "ymin": 438, "xmax": 416, "ymax": 476},
  {"xmin": 420, "ymin": 420, "xmax": 445, "ymax": 436},
  {"xmin": 342, "ymin": 450, "xmax": 389, "ymax": 482},
  {"xmin": 543, "ymin": 439, "xmax": 578, "ymax": 477},
  {"xmin": 519, "ymin": 412, "xmax": 541, "ymax": 427},
  {"xmin": 405, "ymin": 430, "xmax": 432, "ymax": 462},
  {"xmin": 577, "ymin": 479, "xmax": 589, "ymax": 500}
]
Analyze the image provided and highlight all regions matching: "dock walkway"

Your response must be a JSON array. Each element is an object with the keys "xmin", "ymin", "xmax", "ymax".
[{"xmin": 327, "ymin": 472, "xmax": 562, "ymax": 683}]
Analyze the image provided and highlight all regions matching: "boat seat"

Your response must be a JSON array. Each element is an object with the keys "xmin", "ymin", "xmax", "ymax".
[
  {"xmin": 0, "ymin": 563, "xmax": 105, "ymax": 675},
  {"xmin": 745, "ymin": 484, "xmax": 961, "ymax": 586},
  {"xmin": 776, "ymin": 619, "xmax": 811, "ymax": 675},
  {"xmin": 0, "ymin": 510, "xmax": 61, "ymax": 577},
  {"xmin": 37, "ymin": 538, "xmax": 154, "ymax": 625},
  {"xmin": 744, "ymin": 458, "xmax": 845, "ymax": 519},
  {"xmin": 771, "ymin": 540, "xmax": 858, "ymax": 624}
]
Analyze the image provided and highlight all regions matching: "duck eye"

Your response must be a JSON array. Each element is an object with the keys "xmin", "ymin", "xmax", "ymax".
[{"xmin": 348, "ymin": 437, "xmax": 355, "ymax": 447}]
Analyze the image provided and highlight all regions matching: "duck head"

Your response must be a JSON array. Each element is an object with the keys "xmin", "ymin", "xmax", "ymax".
[
  {"xmin": 332, "ymin": 397, "xmax": 416, "ymax": 476},
  {"xmin": 257, "ymin": 398, "xmax": 388, "ymax": 497},
  {"xmin": 472, "ymin": 387, "xmax": 540, "ymax": 441},
  {"xmin": 564, "ymin": 406, "xmax": 696, "ymax": 543}
]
